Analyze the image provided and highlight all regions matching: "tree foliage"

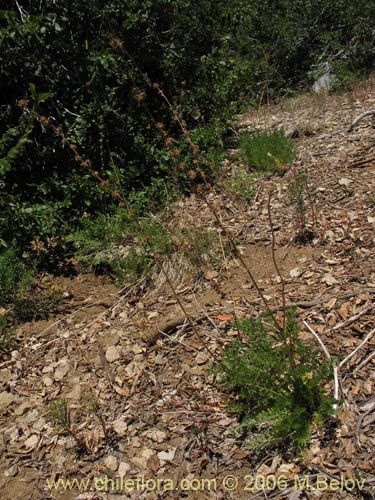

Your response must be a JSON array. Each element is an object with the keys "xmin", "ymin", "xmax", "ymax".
[{"xmin": 1, "ymin": 0, "xmax": 374, "ymax": 250}]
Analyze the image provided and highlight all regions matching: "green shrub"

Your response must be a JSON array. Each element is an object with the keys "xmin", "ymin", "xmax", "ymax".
[
  {"xmin": 0, "ymin": 317, "xmax": 16, "ymax": 354},
  {"xmin": 0, "ymin": 249, "xmax": 28, "ymax": 305},
  {"xmin": 70, "ymin": 208, "xmax": 175, "ymax": 280},
  {"xmin": 212, "ymin": 309, "xmax": 335, "ymax": 450},
  {"xmin": 0, "ymin": 248, "xmax": 60, "ymax": 321},
  {"xmin": 239, "ymin": 129, "xmax": 295, "ymax": 174}
]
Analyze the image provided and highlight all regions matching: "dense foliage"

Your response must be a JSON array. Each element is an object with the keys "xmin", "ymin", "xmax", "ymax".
[
  {"xmin": 212, "ymin": 310, "xmax": 335, "ymax": 449},
  {"xmin": 1, "ymin": 0, "xmax": 375, "ymax": 252}
]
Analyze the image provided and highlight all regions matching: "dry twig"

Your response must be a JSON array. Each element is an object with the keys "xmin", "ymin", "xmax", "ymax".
[{"xmin": 346, "ymin": 109, "xmax": 375, "ymax": 132}]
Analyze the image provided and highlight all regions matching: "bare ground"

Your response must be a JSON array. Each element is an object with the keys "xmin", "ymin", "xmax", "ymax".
[{"xmin": 1, "ymin": 78, "xmax": 375, "ymax": 499}]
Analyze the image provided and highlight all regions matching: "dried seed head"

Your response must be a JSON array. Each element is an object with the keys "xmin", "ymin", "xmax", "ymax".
[
  {"xmin": 187, "ymin": 170, "xmax": 197, "ymax": 180},
  {"xmin": 17, "ymin": 99, "xmax": 28, "ymax": 110}
]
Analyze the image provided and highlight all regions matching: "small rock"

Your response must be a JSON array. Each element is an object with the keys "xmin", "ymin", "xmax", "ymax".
[
  {"xmin": 131, "ymin": 344, "xmax": 144, "ymax": 355},
  {"xmin": 32, "ymin": 418, "xmax": 46, "ymax": 431},
  {"xmin": 24, "ymin": 434, "xmax": 39, "ymax": 450},
  {"xmin": 338, "ymin": 177, "xmax": 352, "ymax": 186},
  {"xmin": 131, "ymin": 456, "xmax": 148, "ymax": 469},
  {"xmin": 54, "ymin": 361, "xmax": 69, "ymax": 381},
  {"xmin": 154, "ymin": 354, "xmax": 165, "ymax": 365},
  {"xmin": 14, "ymin": 401, "xmax": 32, "ymax": 416},
  {"xmin": 289, "ymin": 267, "xmax": 301, "ymax": 278},
  {"xmin": 4, "ymin": 465, "xmax": 18, "ymax": 477},
  {"xmin": 104, "ymin": 455, "xmax": 118, "ymax": 471},
  {"xmin": 0, "ymin": 391, "xmax": 14, "ymax": 410},
  {"xmin": 195, "ymin": 353, "xmax": 207, "ymax": 365},
  {"xmin": 105, "ymin": 345, "xmax": 121, "ymax": 363},
  {"xmin": 321, "ymin": 273, "xmax": 338, "ymax": 285},
  {"xmin": 66, "ymin": 383, "xmax": 81, "ymax": 400},
  {"xmin": 0, "ymin": 368, "xmax": 12, "ymax": 383},
  {"xmin": 42, "ymin": 376, "xmax": 53, "ymax": 387},
  {"xmin": 131, "ymin": 449, "xmax": 154, "ymax": 470},
  {"xmin": 157, "ymin": 448, "xmax": 176, "ymax": 464},
  {"xmin": 130, "ymin": 437, "xmax": 142, "ymax": 448},
  {"xmin": 118, "ymin": 462, "xmax": 131, "ymax": 477},
  {"xmin": 148, "ymin": 311, "xmax": 159, "ymax": 320},
  {"xmin": 24, "ymin": 409, "xmax": 39, "ymax": 423}
]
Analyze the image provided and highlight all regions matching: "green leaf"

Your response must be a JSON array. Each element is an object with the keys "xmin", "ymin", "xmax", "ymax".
[
  {"xmin": 29, "ymin": 83, "xmax": 36, "ymax": 99},
  {"xmin": 6, "ymin": 147, "xmax": 20, "ymax": 160},
  {"xmin": 37, "ymin": 92, "xmax": 54, "ymax": 104},
  {"xmin": 0, "ymin": 158, "xmax": 11, "ymax": 174}
]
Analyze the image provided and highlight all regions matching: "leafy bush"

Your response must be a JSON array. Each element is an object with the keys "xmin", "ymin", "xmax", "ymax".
[
  {"xmin": 0, "ymin": 248, "xmax": 60, "ymax": 321},
  {"xmin": 240, "ymin": 129, "xmax": 295, "ymax": 174},
  {"xmin": 70, "ymin": 208, "xmax": 175, "ymax": 280},
  {"xmin": 0, "ymin": 317, "xmax": 16, "ymax": 354},
  {"xmin": 1, "ymin": 0, "xmax": 375, "ymax": 273},
  {"xmin": 212, "ymin": 310, "xmax": 335, "ymax": 450}
]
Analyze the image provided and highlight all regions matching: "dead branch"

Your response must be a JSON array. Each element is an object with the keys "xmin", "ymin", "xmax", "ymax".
[
  {"xmin": 349, "ymin": 155, "xmax": 375, "ymax": 168},
  {"xmin": 353, "ymin": 350, "xmax": 375, "ymax": 375},
  {"xmin": 338, "ymin": 327, "xmax": 375, "ymax": 370},
  {"xmin": 346, "ymin": 109, "xmax": 375, "ymax": 133},
  {"xmin": 303, "ymin": 320, "xmax": 339, "ymax": 410},
  {"xmin": 333, "ymin": 301, "xmax": 375, "ymax": 330}
]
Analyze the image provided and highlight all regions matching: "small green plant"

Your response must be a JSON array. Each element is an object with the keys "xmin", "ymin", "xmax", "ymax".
[
  {"xmin": 239, "ymin": 128, "xmax": 294, "ymax": 174},
  {"xmin": 225, "ymin": 169, "xmax": 259, "ymax": 200},
  {"xmin": 0, "ymin": 248, "xmax": 61, "ymax": 321},
  {"xmin": 212, "ymin": 309, "xmax": 335, "ymax": 450},
  {"xmin": 48, "ymin": 400, "xmax": 71, "ymax": 433},
  {"xmin": 288, "ymin": 167, "xmax": 315, "ymax": 242},
  {"xmin": 0, "ymin": 317, "xmax": 16, "ymax": 354},
  {"xmin": 70, "ymin": 208, "xmax": 175, "ymax": 281}
]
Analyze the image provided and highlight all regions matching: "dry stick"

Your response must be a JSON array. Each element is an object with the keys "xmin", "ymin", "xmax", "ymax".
[
  {"xmin": 349, "ymin": 155, "xmax": 375, "ymax": 168},
  {"xmin": 156, "ymin": 257, "xmax": 218, "ymax": 363},
  {"xmin": 346, "ymin": 109, "xmax": 375, "ymax": 132},
  {"xmin": 303, "ymin": 320, "xmax": 339, "ymax": 411},
  {"xmin": 356, "ymin": 406, "xmax": 375, "ymax": 448},
  {"xmin": 203, "ymin": 195, "xmax": 281, "ymax": 333},
  {"xmin": 267, "ymin": 189, "xmax": 286, "ymax": 337},
  {"xmin": 338, "ymin": 326, "xmax": 375, "ymax": 370},
  {"xmin": 353, "ymin": 350, "xmax": 375, "ymax": 375},
  {"xmin": 332, "ymin": 301, "xmax": 375, "ymax": 330}
]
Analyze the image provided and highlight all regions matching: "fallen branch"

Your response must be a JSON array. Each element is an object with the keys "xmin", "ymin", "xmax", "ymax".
[
  {"xmin": 303, "ymin": 320, "xmax": 339, "ymax": 410},
  {"xmin": 333, "ymin": 301, "xmax": 375, "ymax": 330},
  {"xmin": 349, "ymin": 155, "xmax": 375, "ymax": 168},
  {"xmin": 338, "ymin": 327, "xmax": 375, "ymax": 370},
  {"xmin": 353, "ymin": 350, "xmax": 375, "ymax": 375},
  {"xmin": 271, "ymin": 287, "xmax": 375, "ymax": 311},
  {"xmin": 346, "ymin": 109, "xmax": 375, "ymax": 133}
]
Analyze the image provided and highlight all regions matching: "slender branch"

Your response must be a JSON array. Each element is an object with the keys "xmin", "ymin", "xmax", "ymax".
[
  {"xmin": 268, "ymin": 189, "xmax": 286, "ymax": 336},
  {"xmin": 346, "ymin": 109, "xmax": 375, "ymax": 132},
  {"xmin": 338, "ymin": 327, "xmax": 375, "ymax": 369},
  {"xmin": 15, "ymin": 0, "xmax": 26, "ymax": 23},
  {"xmin": 303, "ymin": 320, "xmax": 338, "ymax": 410},
  {"xmin": 333, "ymin": 301, "xmax": 374, "ymax": 330},
  {"xmin": 353, "ymin": 350, "xmax": 375, "ymax": 375},
  {"xmin": 156, "ymin": 257, "xmax": 219, "ymax": 362},
  {"xmin": 349, "ymin": 155, "xmax": 375, "ymax": 168},
  {"xmin": 303, "ymin": 320, "xmax": 331, "ymax": 360}
]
